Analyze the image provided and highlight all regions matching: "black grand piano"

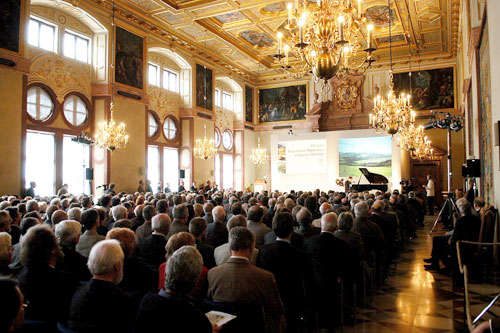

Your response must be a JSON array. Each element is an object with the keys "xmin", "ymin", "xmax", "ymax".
[{"xmin": 350, "ymin": 168, "xmax": 389, "ymax": 192}]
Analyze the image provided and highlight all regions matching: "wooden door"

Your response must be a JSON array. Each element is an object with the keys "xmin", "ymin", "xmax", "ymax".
[{"xmin": 411, "ymin": 160, "xmax": 443, "ymax": 206}]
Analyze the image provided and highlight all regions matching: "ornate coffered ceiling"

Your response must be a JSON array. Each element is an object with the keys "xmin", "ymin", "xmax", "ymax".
[{"xmin": 106, "ymin": 0, "xmax": 459, "ymax": 80}]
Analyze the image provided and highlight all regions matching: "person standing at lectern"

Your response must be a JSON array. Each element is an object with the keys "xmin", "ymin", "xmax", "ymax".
[{"xmin": 423, "ymin": 175, "xmax": 435, "ymax": 215}]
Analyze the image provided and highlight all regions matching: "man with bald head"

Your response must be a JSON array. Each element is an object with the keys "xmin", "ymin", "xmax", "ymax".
[
  {"xmin": 51, "ymin": 210, "xmax": 68, "ymax": 229},
  {"xmin": 247, "ymin": 205, "xmax": 270, "ymax": 249},
  {"xmin": 304, "ymin": 212, "xmax": 350, "ymax": 330},
  {"xmin": 206, "ymin": 206, "xmax": 228, "ymax": 248},
  {"xmin": 312, "ymin": 202, "xmax": 333, "ymax": 228}
]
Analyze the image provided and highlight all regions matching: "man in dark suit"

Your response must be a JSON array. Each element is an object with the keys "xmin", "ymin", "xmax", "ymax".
[
  {"xmin": 189, "ymin": 217, "xmax": 216, "ymax": 269},
  {"xmin": 68, "ymin": 240, "xmax": 134, "ymax": 332},
  {"xmin": 25, "ymin": 181, "xmax": 36, "ymax": 198},
  {"xmin": 208, "ymin": 227, "xmax": 285, "ymax": 332},
  {"xmin": 257, "ymin": 212, "xmax": 313, "ymax": 333},
  {"xmin": 131, "ymin": 204, "xmax": 145, "ymax": 231},
  {"xmin": 165, "ymin": 205, "xmax": 189, "ymax": 240},
  {"xmin": 140, "ymin": 214, "xmax": 170, "ymax": 269},
  {"xmin": 304, "ymin": 213, "xmax": 350, "ymax": 331},
  {"xmin": 206, "ymin": 206, "xmax": 228, "ymax": 248},
  {"xmin": 203, "ymin": 203, "xmax": 214, "ymax": 224},
  {"xmin": 352, "ymin": 201, "xmax": 385, "ymax": 262},
  {"xmin": 77, "ymin": 209, "xmax": 105, "ymax": 258},
  {"xmin": 296, "ymin": 207, "xmax": 321, "ymax": 239}
]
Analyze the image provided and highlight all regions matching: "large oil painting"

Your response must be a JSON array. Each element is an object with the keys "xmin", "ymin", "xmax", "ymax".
[
  {"xmin": 0, "ymin": 0, "xmax": 21, "ymax": 53},
  {"xmin": 196, "ymin": 64, "xmax": 213, "ymax": 111},
  {"xmin": 393, "ymin": 67, "xmax": 454, "ymax": 111},
  {"xmin": 115, "ymin": 26, "xmax": 144, "ymax": 90},
  {"xmin": 245, "ymin": 86, "xmax": 253, "ymax": 123},
  {"xmin": 479, "ymin": 20, "xmax": 493, "ymax": 204},
  {"xmin": 259, "ymin": 84, "xmax": 307, "ymax": 123}
]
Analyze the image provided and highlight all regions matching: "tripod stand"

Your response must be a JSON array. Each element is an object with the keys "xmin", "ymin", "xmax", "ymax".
[{"xmin": 429, "ymin": 192, "xmax": 459, "ymax": 234}]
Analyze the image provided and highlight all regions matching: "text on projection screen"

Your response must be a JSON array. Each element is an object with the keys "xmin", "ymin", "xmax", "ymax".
[{"xmin": 280, "ymin": 140, "xmax": 327, "ymax": 174}]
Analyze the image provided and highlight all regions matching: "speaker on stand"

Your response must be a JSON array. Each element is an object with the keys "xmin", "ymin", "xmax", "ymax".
[{"xmin": 86, "ymin": 168, "xmax": 93, "ymax": 194}]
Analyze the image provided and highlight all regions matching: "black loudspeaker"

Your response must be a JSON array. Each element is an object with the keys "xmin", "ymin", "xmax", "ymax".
[
  {"xmin": 467, "ymin": 159, "xmax": 481, "ymax": 177},
  {"xmin": 85, "ymin": 168, "xmax": 94, "ymax": 180},
  {"xmin": 179, "ymin": 169, "xmax": 185, "ymax": 179},
  {"xmin": 462, "ymin": 165, "xmax": 468, "ymax": 178}
]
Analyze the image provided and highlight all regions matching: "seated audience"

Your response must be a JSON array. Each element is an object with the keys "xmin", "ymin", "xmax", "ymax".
[
  {"xmin": 247, "ymin": 205, "xmax": 271, "ymax": 249},
  {"xmin": 0, "ymin": 278, "xmax": 25, "ymax": 332},
  {"xmin": 206, "ymin": 206, "xmax": 229, "ymax": 248},
  {"xmin": 68, "ymin": 240, "xmax": 134, "ymax": 332},
  {"xmin": 189, "ymin": 217, "xmax": 216, "ymax": 268},
  {"xmin": 0, "ymin": 232, "xmax": 13, "ymax": 276},
  {"xmin": 55, "ymin": 220, "xmax": 91, "ymax": 281},
  {"xmin": 334, "ymin": 212, "xmax": 365, "ymax": 261},
  {"xmin": 214, "ymin": 215, "xmax": 259, "ymax": 266},
  {"xmin": 140, "ymin": 214, "xmax": 171, "ymax": 269},
  {"xmin": 135, "ymin": 205, "xmax": 156, "ymax": 245},
  {"xmin": 76, "ymin": 209, "xmax": 105, "ymax": 258},
  {"xmin": 165, "ymin": 204, "xmax": 189, "ymax": 240},
  {"xmin": 295, "ymin": 207, "xmax": 321, "ymax": 239}
]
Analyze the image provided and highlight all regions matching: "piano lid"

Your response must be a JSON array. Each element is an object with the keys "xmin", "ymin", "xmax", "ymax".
[{"xmin": 359, "ymin": 168, "xmax": 389, "ymax": 184}]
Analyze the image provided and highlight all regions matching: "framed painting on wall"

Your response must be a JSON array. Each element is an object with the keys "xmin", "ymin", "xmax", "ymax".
[
  {"xmin": 115, "ymin": 26, "xmax": 144, "ymax": 90},
  {"xmin": 0, "ymin": 0, "xmax": 21, "ymax": 53},
  {"xmin": 467, "ymin": 88, "xmax": 474, "ymax": 156},
  {"xmin": 196, "ymin": 64, "xmax": 213, "ymax": 111},
  {"xmin": 393, "ymin": 67, "xmax": 455, "ymax": 111},
  {"xmin": 245, "ymin": 86, "xmax": 253, "ymax": 123},
  {"xmin": 258, "ymin": 84, "xmax": 307, "ymax": 123}
]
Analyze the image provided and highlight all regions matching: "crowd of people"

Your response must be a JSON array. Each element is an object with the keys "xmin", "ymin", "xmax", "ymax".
[{"xmin": 0, "ymin": 182, "xmax": 490, "ymax": 332}]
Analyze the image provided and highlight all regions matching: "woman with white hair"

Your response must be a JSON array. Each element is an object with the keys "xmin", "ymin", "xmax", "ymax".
[
  {"xmin": 55, "ymin": 220, "xmax": 91, "ymax": 281},
  {"xmin": 0, "ymin": 232, "xmax": 13, "ymax": 276}
]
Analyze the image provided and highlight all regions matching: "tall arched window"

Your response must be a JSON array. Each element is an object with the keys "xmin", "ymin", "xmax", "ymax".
[{"xmin": 27, "ymin": 86, "xmax": 54, "ymax": 122}]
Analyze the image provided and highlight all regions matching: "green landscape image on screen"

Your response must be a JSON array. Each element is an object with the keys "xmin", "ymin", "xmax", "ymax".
[{"xmin": 339, "ymin": 137, "xmax": 392, "ymax": 177}]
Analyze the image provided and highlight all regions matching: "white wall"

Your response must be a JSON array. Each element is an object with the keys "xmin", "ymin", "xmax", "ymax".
[{"xmin": 270, "ymin": 129, "xmax": 402, "ymax": 192}]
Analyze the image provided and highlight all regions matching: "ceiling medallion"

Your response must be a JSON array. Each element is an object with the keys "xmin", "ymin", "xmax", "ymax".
[{"xmin": 275, "ymin": 0, "xmax": 376, "ymax": 84}]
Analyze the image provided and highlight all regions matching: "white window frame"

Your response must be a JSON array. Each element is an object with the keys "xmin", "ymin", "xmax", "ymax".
[
  {"xmin": 28, "ymin": 16, "xmax": 58, "ymax": 53},
  {"xmin": 63, "ymin": 29, "xmax": 91, "ymax": 63},
  {"xmin": 148, "ymin": 62, "xmax": 160, "ymax": 87},
  {"xmin": 27, "ymin": 86, "xmax": 54, "ymax": 122},
  {"xmin": 63, "ymin": 95, "xmax": 88, "ymax": 127},
  {"xmin": 222, "ymin": 91, "xmax": 233, "ymax": 111},
  {"xmin": 163, "ymin": 117, "xmax": 177, "ymax": 141},
  {"xmin": 163, "ymin": 68, "xmax": 179, "ymax": 93},
  {"xmin": 215, "ymin": 88, "xmax": 221, "ymax": 107}
]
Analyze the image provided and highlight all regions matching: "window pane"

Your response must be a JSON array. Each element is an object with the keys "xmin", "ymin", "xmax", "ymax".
[
  {"xmin": 28, "ymin": 19, "xmax": 39, "ymax": 47},
  {"xmin": 223, "ymin": 92, "xmax": 233, "ymax": 111},
  {"xmin": 223, "ymin": 130, "xmax": 233, "ymax": 150},
  {"xmin": 163, "ymin": 118, "xmax": 177, "ymax": 140},
  {"xmin": 39, "ymin": 23, "xmax": 54, "ymax": 51},
  {"xmin": 147, "ymin": 146, "xmax": 160, "ymax": 193},
  {"xmin": 169, "ymin": 72, "xmax": 177, "ymax": 92},
  {"xmin": 222, "ymin": 154, "xmax": 233, "ymax": 190},
  {"xmin": 75, "ymin": 37, "xmax": 88, "ymax": 63},
  {"xmin": 64, "ymin": 33, "xmax": 76, "ymax": 59},
  {"xmin": 63, "ymin": 95, "xmax": 87, "ymax": 126},
  {"xmin": 63, "ymin": 135, "xmax": 90, "ymax": 195},
  {"xmin": 148, "ymin": 113, "xmax": 158, "ymax": 137},
  {"xmin": 214, "ymin": 154, "xmax": 220, "ymax": 188},
  {"xmin": 25, "ymin": 131, "xmax": 55, "ymax": 196},
  {"xmin": 148, "ymin": 64, "xmax": 158, "ymax": 86},
  {"xmin": 214, "ymin": 129, "xmax": 221, "ymax": 148},
  {"xmin": 163, "ymin": 147, "xmax": 179, "ymax": 192},
  {"xmin": 215, "ymin": 89, "xmax": 220, "ymax": 107},
  {"xmin": 27, "ymin": 87, "xmax": 53, "ymax": 121}
]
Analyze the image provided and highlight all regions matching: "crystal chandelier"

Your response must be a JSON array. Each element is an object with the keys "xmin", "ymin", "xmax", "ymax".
[
  {"xmin": 250, "ymin": 137, "xmax": 268, "ymax": 166},
  {"xmin": 194, "ymin": 124, "xmax": 216, "ymax": 160},
  {"xmin": 400, "ymin": 124, "xmax": 433, "ymax": 159},
  {"xmin": 275, "ymin": 0, "xmax": 376, "ymax": 83},
  {"xmin": 369, "ymin": 0, "xmax": 412, "ymax": 135},
  {"xmin": 94, "ymin": 0, "xmax": 129, "ymax": 153}
]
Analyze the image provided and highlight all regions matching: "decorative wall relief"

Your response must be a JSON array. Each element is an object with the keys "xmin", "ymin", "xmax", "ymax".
[
  {"xmin": 335, "ymin": 82, "xmax": 358, "ymax": 109},
  {"xmin": 148, "ymin": 85, "xmax": 180, "ymax": 121},
  {"xmin": 29, "ymin": 55, "xmax": 91, "ymax": 103}
]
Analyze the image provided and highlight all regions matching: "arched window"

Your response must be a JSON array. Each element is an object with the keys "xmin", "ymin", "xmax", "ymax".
[
  {"xmin": 223, "ymin": 130, "xmax": 233, "ymax": 150},
  {"xmin": 163, "ymin": 116, "xmax": 178, "ymax": 141},
  {"xmin": 27, "ymin": 86, "xmax": 54, "ymax": 122},
  {"xmin": 148, "ymin": 112, "xmax": 159, "ymax": 138},
  {"xmin": 214, "ymin": 127, "xmax": 221, "ymax": 148},
  {"xmin": 63, "ymin": 95, "xmax": 88, "ymax": 127}
]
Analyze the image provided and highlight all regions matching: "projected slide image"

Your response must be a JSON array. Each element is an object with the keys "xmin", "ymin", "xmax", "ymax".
[
  {"xmin": 339, "ymin": 137, "xmax": 392, "ymax": 177},
  {"xmin": 278, "ymin": 140, "xmax": 326, "ymax": 174}
]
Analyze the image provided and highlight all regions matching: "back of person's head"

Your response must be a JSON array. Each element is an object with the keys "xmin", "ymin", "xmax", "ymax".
[
  {"xmin": 51, "ymin": 210, "xmax": 68, "ymax": 226},
  {"xmin": 189, "ymin": 217, "xmax": 207, "ymax": 237},
  {"xmin": 338, "ymin": 212, "xmax": 354, "ymax": 231},
  {"xmin": 456, "ymin": 198, "xmax": 472, "ymax": 215},
  {"xmin": 371, "ymin": 200, "xmax": 383, "ymax": 214},
  {"xmin": 0, "ymin": 232, "xmax": 12, "ymax": 264},
  {"xmin": 226, "ymin": 215, "xmax": 247, "ymax": 231},
  {"xmin": 142, "ymin": 205, "xmax": 156, "ymax": 221},
  {"xmin": 26, "ymin": 200, "xmax": 39, "ymax": 212},
  {"xmin": 0, "ymin": 278, "xmax": 24, "ymax": 332},
  {"xmin": 21, "ymin": 224, "xmax": 58, "ymax": 266},
  {"xmin": 284, "ymin": 198, "xmax": 295, "ymax": 210},
  {"xmin": 165, "ymin": 232, "xmax": 195, "ymax": 258},
  {"xmin": 112, "ymin": 219, "xmax": 133, "ymax": 229},
  {"xmin": 67, "ymin": 207, "xmax": 82, "ymax": 222},
  {"xmin": 6, "ymin": 207, "xmax": 18, "ymax": 223},
  {"xmin": 195, "ymin": 195, "xmax": 204, "ymax": 204},
  {"xmin": 100, "ymin": 195, "xmax": 111, "ymax": 207},
  {"xmin": 87, "ymin": 239, "xmax": 124, "ymax": 280},
  {"xmin": 296, "ymin": 207, "xmax": 313, "ymax": 227},
  {"xmin": 319, "ymin": 203, "xmax": 333, "ymax": 215},
  {"xmin": 152, "ymin": 214, "xmax": 171, "ymax": 234},
  {"xmin": 172, "ymin": 195, "xmax": 182, "ymax": 206},
  {"xmin": 193, "ymin": 203, "xmax": 204, "ymax": 217},
  {"xmin": 354, "ymin": 201, "xmax": 369, "ymax": 218},
  {"xmin": 229, "ymin": 227, "xmax": 255, "ymax": 252},
  {"xmin": 55, "ymin": 220, "xmax": 81, "ymax": 246},
  {"xmin": 305, "ymin": 196, "xmax": 317, "ymax": 212},
  {"xmin": 474, "ymin": 197, "xmax": 485, "ymax": 209},
  {"xmin": 203, "ymin": 202, "xmax": 214, "ymax": 214},
  {"xmin": 172, "ymin": 204, "xmax": 188, "ymax": 221},
  {"xmin": 20, "ymin": 217, "xmax": 39, "ymax": 236},
  {"xmin": 230, "ymin": 202, "xmax": 243, "ymax": 215},
  {"xmin": 321, "ymin": 212, "xmax": 338, "ymax": 232},
  {"xmin": 212, "ymin": 206, "xmax": 226, "ymax": 222},
  {"xmin": 164, "ymin": 245, "xmax": 202, "ymax": 295},
  {"xmin": 156, "ymin": 199, "xmax": 168, "ymax": 214},
  {"xmin": 106, "ymin": 227, "xmax": 135, "ymax": 257},
  {"xmin": 0, "ymin": 211, "xmax": 10, "ymax": 232},
  {"xmin": 247, "ymin": 205, "xmax": 263, "ymax": 223},
  {"xmin": 81, "ymin": 209, "xmax": 99, "ymax": 231},
  {"xmin": 112, "ymin": 205, "xmax": 127, "ymax": 221},
  {"xmin": 272, "ymin": 212, "xmax": 294, "ymax": 238}
]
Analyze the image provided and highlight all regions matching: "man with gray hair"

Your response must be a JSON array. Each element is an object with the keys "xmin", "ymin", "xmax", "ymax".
[
  {"xmin": 206, "ymin": 206, "xmax": 228, "ymax": 248},
  {"xmin": 68, "ymin": 239, "xmax": 133, "ymax": 332},
  {"xmin": 296, "ymin": 207, "xmax": 321, "ymax": 239},
  {"xmin": 312, "ymin": 202, "xmax": 333, "ymax": 228},
  {"xmin": 26, "ymin": 200, "xmax": 39, "ymax": 213},
  {"xmin": 135, "ymin": 246, "xmax": 213, "ymax": 332},
  {"xmin": 135, "ymin": 205, "xmax": 157, "ymax": 245},
  {"xmin": 304, "ymin": 212, "xmax": 350, "ymax": 330},
  {"xmin": 165, "ymin": 204, "xmax": 189, "ymax": 240},
  {"xmin": 214, "ymin": 215, "xmax": 259, "ymax": 266},
  {"xmin": 352, "ymin": 201, "xmax": 385, "ymax": 258},
  {"xmin": 67, "ymin": 207, "xmax": 82, "ymax": 223},
  {"xmin": 55, "ymin": 220, "xmax": 91, "ymax": 281},
  {"xmin": 140, "ymin": 214, "xmax": 171, "ymax": 268},
  {"xmin": 51, "ymin": 210, "xmax": 68, "ymax": 229},
  {"xmin": 247, "ymin": 205, "xmax": 270, "ymax": 249},
  {"xmin": 208, "ymin": 227, "xmax": 285, "ymax": 332},
  {"xmin": 105, "ymin": 205, "xmax": 128, "ymax": 230}
]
